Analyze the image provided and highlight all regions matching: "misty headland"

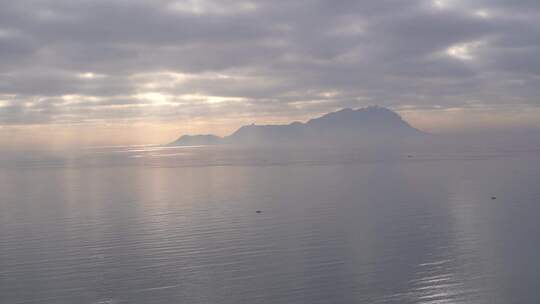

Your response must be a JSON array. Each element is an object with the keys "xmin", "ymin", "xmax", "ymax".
[
  {"xmin": 167, "ymin": 106, "xmax": 540, "ymax": 154},
  {"xmin": 170, "ymin": 106, "xmax": 426, "ymax": 147}
]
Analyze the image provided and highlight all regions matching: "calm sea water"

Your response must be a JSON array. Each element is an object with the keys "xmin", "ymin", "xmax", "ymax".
[{"xmin": 1, "ymin": 146, "xmax": 539, "ymax": 304}]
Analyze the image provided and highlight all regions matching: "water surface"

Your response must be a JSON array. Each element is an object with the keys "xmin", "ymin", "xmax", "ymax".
[{"xmin": 1, "ymin": 146, "xmax": 539, "ymax": 303}]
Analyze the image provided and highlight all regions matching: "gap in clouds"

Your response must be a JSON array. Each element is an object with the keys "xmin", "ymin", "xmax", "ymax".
[{"xmin": 0, "ymin": 0, "xmax": 539, "ymax": 147}]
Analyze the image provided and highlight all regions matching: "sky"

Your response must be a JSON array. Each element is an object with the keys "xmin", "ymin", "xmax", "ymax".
[{"xmin": 1, "ymin": 0, "xmax": 540, "ymax": 148}]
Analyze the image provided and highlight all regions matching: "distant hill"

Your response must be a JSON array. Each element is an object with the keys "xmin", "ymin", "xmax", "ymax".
[
  {"xmin": 169, "ymin": 106, "xmax": 425, "ymax": 146},
  {"xmin": 169, "ymin": 134, "xmax": 222, "ymax": 146}
]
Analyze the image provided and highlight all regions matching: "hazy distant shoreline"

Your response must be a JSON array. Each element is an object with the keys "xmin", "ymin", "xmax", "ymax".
[{"xmin": 170, "ymin": 106, "xmax": 426, "ymax": 147}]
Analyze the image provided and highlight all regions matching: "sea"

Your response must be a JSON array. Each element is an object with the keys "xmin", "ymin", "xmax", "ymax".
[{"xmin": 1, "ymin": 145, "xmax": 539, "ymax": 303}]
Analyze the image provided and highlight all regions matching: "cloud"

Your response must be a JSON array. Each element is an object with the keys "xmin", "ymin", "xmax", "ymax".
[{"xmin": 0, "ymin": 0, "xmax": 539, "ymax": 128}]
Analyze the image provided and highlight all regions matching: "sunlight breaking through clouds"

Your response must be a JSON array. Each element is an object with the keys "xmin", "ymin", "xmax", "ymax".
[
  {"xmin": 446, "ymin": 41, "xmax": 484, "ymax": 61},
  {"xmin": 135, "ymin": 92, "xmax": 173, "ymax": 105},
  {"xmin": 76, "ymin": 72, "xmax": 106, "ymax": 80},
  {"xmin": 0, "ymin": 0, "xmax": 539, "ymax": 144},
  {"xmin": 135, "ymin": 92, "xmax": 246, "ymax": 106},
  {"xmin": 168, "ymin": 0, "xmax": 257, "ymax": 15},
  {"xmin": 431, "ymin": 0, "xmax": 454, "ymax": 9},
  {"xmin": 176, "ymin": 94, "xmax": 247, "ymax": 104},
  {"xmin": 474, "ymin": 9, "xmax": 492, "ymax": 19}
]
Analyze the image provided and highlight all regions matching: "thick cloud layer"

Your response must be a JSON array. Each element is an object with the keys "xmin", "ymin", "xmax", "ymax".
[{"xmin": 0, "ymin": 0, "xmax": 539, "ymax": 128}]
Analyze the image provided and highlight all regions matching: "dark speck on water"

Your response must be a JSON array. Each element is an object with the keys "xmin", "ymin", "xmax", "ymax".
[{"xmin": 256, "ymin": 210, "xmax": 262, "ymax": 213}]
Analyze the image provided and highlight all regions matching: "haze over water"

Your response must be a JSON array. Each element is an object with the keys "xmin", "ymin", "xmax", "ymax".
[
  {"xmin": 1, "ymin": 145, "xmax": 539, "ymax": 304},
  {"xmin": 3, "ymin": 0, "xmax": 540, "ymax": 302}
]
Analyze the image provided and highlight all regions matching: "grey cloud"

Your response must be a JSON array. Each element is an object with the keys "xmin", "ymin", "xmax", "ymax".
[{"xmin": 0, "ymin": 0, "xmax": 539, "ymax": 125}]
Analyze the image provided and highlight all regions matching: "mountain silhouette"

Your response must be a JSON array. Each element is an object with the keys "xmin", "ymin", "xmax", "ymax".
[
  {"xmin": 171, "ymin": 134, "xmax": 222, "ymax": 146},
  {"xmin": 169, "ymin": 106, "xmax": 425, "ymax": 146}
]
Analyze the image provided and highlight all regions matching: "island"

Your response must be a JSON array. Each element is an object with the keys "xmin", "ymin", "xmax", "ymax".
[{"xmin": 169, "ymin": 106, "xmax": 425, "ymax": 146}]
